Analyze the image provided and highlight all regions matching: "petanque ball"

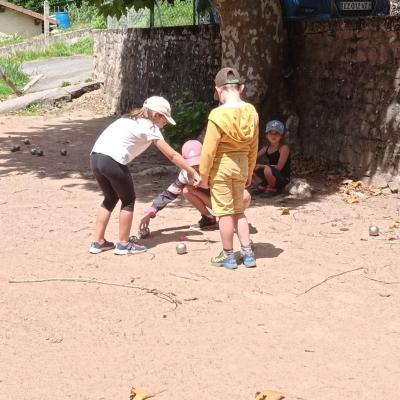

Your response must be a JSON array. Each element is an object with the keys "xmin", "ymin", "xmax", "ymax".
[
  {"xmin": 369, "ymin": 225, "xmax": 379, "ymax": 236},
  {"xmin": 31, "ymin": 148, "xmax": 37, "ymax": 155},
  {"xmin": 36, "ymin": 149, "xmax": 43, "ymax": 156},
  {"xmin": 139, "ymin": 227, "xmax": 150, "ymax": 239},
  {"xmin": 10, "ymin": 145, "xmax": 21, "ymax": 152},
  {"xmin": 176, "ymin": 242, "xmax": 187, "ymax": 255},
  {"xmin": 60, "ymin": 149, "xmax": 67, "ymax": 156},
  {"xmin": 23, "ymin": 138, "xmax": 30, "ymax": 145}
]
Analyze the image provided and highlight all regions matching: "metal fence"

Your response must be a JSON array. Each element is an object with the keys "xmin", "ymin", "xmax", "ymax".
[{"xmin": 107, "ymin": 0, "xmax": 219, "ymax": 29}]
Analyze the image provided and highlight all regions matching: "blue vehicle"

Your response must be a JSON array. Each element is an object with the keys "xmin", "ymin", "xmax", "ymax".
[{"xmin": 281, "ymin": 0, "xmax": 390, "ymax": 20}]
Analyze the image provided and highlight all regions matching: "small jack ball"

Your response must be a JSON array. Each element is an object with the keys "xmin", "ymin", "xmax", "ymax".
[{"xmin": 60, "ymin": 149, "xmax": 67, "ymax": 156}]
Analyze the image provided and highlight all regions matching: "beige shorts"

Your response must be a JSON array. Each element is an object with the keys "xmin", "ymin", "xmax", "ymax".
[{"xmin": 210, "ymin": 153, "xmax": 248, "ymax": 216}]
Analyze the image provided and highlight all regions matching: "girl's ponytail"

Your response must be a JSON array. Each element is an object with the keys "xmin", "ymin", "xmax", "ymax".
[{"xmin": 124, "ymin": 106, "xmax": 155, "ymax": 121}]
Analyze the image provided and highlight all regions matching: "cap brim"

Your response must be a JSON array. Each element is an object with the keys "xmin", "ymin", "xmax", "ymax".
[{"xmin": 165, "ymin": 115, "xmax": 176, "ymax": 125}]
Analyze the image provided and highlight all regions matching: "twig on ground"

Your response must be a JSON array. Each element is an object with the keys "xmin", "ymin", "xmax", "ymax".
[
  {"xmin": 189, "ymin": 272, "xmax": 211, "ymax": 281},
  {"xmin": 8, "ymin": 278, "xmax": 181, "ymax": 308},
  {"xmin": 12, "ymin": 189, "xmax": 28, "ymax": 195},
  {"xmin": 59, "ymin": 185, "xmax": 72, "ymax": 193},
  {"xmin": 299, "ymin": 267, "xmax": 364, "ymax": 295},
  {"xmin": 170, "ymin": 274, "xmax": 199, "ymax": 282},
  {"xmin": 362, "ymin": 276, "xmax": 400, "ymax": 285},
  {"xmin": 0, "ymin": 201, "xmax": 7, "ymax": 205}
]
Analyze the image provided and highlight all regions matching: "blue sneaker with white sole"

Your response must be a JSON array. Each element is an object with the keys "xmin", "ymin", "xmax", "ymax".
[
  {"xmin": 241, "ymin": 249, "xmax": 256, "ymax": 268},
  {"xmin": 211, "ymin": 251, "xmax": 238, "ymax": 270},
  {"xmin": 89, "ymin": 240, "xmax": 115, "ymax": 254},
  {"xmin": 114, "ymin": 241, "xmax": 147, "ymax": 255}
]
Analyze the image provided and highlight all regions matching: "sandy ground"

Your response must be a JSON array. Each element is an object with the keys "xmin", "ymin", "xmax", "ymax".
[{"xmin": 0, "ymin": 92, "xmax": 400, "ymax": 400}]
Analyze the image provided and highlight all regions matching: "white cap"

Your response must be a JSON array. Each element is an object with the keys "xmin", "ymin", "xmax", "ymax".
[{"xmin": 143, "ymin": 96, "xmax": 176, "ymax": 125}]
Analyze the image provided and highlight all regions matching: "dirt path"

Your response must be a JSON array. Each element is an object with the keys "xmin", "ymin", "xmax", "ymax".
[{"xmin": 1, "ymin": 93, "xmax": 399, "ymax": 400}]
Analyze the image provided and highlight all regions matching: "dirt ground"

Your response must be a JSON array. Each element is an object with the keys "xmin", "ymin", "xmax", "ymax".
[{"xmin": 1, "ymin": 92, "xmax": 400, "ymax": 400}]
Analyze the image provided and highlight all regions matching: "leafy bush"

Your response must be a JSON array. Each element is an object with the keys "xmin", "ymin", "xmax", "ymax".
[
  {"xmin": 69, "ymin": 0, "xmax": 106, "ymax": 28},
  {"xmin": 163, "ymin": 93, "xmax": 209, "ymax": 150}
]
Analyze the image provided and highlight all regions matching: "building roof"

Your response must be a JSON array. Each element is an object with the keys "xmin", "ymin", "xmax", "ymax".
[{"xmin": 0, "ymin": 0, "xmax": 57, "ymax": 24}]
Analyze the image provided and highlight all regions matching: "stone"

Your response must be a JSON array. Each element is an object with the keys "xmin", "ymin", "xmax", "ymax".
[{"xmin": 285, "ymin": 178, "xmax": 312, "ymax": 199}]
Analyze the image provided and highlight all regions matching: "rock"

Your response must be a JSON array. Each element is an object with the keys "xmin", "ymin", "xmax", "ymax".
[
  {"xmin": 285, "ymin": 178, "xmax": 312, "ymax": 199},
  {"xmin": 387, "ymin": 176, "xmax": 400, "ymax": 193}
]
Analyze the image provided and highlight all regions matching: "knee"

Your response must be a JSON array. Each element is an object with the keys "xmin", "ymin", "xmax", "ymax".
[
  {"xmin": 102, "ymin": 195, "xmax": 118, "ymax": 212},
  {"xmin": 182, "ymin": 185, "xmax": 194, "ymax": 198},
  {"xmin": 243, "ymin": 190, "xmax": 251, "ymax": 208},
  {"xmin": 120, "ymin": 193, "xmax": 136, "ymax": 212},
  {"xmin": 264, "ymin": 166, "xmax": 273, "ymax": 177}
]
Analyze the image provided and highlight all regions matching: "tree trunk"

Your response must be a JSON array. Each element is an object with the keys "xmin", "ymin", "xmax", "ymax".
[{"xmin": 214, "ymin": 0, "xmax": 284, "ymax": 106}]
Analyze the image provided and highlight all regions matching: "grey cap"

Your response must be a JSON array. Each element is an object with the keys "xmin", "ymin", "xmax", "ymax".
[{"xmin": 265, "ymin": 120, "xmax": 284, "ymax": 135}]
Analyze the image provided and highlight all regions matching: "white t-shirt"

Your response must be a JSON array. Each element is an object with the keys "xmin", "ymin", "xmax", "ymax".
[{"xmin": 91, "ymin": 117, "xmax": 164, "ymax": 165}]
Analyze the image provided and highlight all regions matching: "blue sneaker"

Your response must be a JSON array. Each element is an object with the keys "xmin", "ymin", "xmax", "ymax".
[
  {"xmin": 211, "ymin": 251, "xmax": 238, "ymax": 270},
  {"xmin": 89, "ymin": 240, "xmax": 115, "ymax": 254},
  {"xmin": 114, "ymin": 241, "xmax": 147, "ymax": 255},
  {"xmin": 241, "ymin": 249, "xmax": 256, "ymax": 268}
]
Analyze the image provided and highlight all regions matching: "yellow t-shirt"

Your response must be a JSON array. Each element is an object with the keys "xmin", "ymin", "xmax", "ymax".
[{"xmin": 200, "ymin": 101, "xmax": 259, "ymax": 182}]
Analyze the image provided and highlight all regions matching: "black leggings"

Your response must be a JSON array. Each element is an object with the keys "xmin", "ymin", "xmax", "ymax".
[{"xmin": 90, "ymin": 152, "xmax": 135, "ymax": 212}]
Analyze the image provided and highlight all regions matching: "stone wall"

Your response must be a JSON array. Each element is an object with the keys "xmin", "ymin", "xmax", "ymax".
[
  {"xmin": 287, "ymin": 16, "xmax": 400, "ymax": 181},
  {"xmin": 93, "ymin": 25, "xmax": 221, "ymax": 114},
  {"xmin": 0, "ymin": 28, "xmax": 93, "ymax": 57},
  {"xmin": 391, "ymin": 0, "xmax": 400, "ymax": 15}
]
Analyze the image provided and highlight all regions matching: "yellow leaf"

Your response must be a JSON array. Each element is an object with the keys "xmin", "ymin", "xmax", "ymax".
[
  {"xmin": 346, "ymin": 197, "xmax": 359, "ymax": 204},
  {"xmin": 130, "ymin": 387, "xmax": 155, "ymax": 400},
  {"xmin": 281, "ymin": 207, "xmax": 290, "ymax": 215},
  {"xmin": 255, "ymin": 390, "xmax": 285, "ymax": 400},
  {"xmin": 354, "ymin": 180, "xmax": 364, "ymax": 188}
]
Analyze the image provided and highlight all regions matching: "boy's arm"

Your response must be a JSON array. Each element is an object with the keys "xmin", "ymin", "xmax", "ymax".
[
  {"xmin": 199, "ymin": 120, "xmax": 221, "ymax": 184},
  {"xmin": 248, "ymin": 119, "xmax": 260, "ymax": 178}
]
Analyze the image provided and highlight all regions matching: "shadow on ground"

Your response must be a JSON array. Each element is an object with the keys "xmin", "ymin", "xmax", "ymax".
[{"xmin": 0, "ymin": 115, "xmax": 346, "ymax": 208}]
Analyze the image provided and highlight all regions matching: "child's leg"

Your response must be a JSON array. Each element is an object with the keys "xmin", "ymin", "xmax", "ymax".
[
  {"xmin": 218, "ymin": 215, "xmax": 235, "ymax": 250},
  {"xmin": 243, "ymin": 189, "xmax": 251, "ymax": 209},
  {"xmin": 263, "ymin": 166, "xmax": 277, "ymax": 187},
  {"xmin": 182, "ymin": 185, "xmax": 212, "ymax": 215},
  {"xmin": 234, "ymin": 213, "xmax": 251, "ymax": 247},
  {"xmin": 95, "ymin": 207, "xmax": 113, "ymax": 243},
  {"xmin": 119, "ymin": 210, "xmax": 133, "ymax": 244}
]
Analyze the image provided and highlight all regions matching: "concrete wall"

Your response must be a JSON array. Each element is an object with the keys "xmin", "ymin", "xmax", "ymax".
[
  {"xmin": 93, "ymin": 25, "xmax": 221, "ymax": 114},
  {"xmin": 0, "ymin": 9, "xmax": 42, "ymax": 38},
  {"xmin": 0, "ymin": 28, "xmax": 93, "ymax": 57},
  {"xmin": 286, "ymin": 16, "xmax": 400, "ymax": 180}
]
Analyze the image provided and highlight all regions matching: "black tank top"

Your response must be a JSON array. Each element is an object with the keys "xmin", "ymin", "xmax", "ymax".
[{"xmin": 266, "ymin": 146, "xmax": 291, "ymax": 179}]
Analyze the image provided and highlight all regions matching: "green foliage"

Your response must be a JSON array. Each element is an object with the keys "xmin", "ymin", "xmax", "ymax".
[
  {"xmin": 11, "ymin": 37, "xmax": 93, "ymax": 63},
  {"xmin": 20, "ymin": 102, "xmax": 42, "ymax": 115},
  {"xmin": 0, "ymin": 58, "xmax": 29, "ymax": 98},
  {"xmin": 60, "ymin": 80, "xmax": 71, "ymax": 87},
  {"xmin": 69, "ymin": 0, "xmax": 106, "ymax": 28},
  {"xmin": 163, "ymin": 92, "xmax": 209, "ymax": 150},
  {"xmin": 88, "ymin": 0, "xmax": 211, "ymax": 19},
  {"xmin": 0, "ymin": 34, "xmax": 24, "ymax": 48}
]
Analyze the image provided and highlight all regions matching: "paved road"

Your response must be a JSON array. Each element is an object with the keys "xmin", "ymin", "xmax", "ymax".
[{"xmin": 22, "ymin": 56, "xmax": 93, "ymax": 93}]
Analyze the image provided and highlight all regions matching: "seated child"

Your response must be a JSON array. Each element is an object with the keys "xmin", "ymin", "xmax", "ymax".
[
  {"xmin": 140, "ymin": 140, "xmax": 251, "ymax": 232},
  {"xmin": 253, "ymin": 120, "xmax": 291, "ymax": 195}
]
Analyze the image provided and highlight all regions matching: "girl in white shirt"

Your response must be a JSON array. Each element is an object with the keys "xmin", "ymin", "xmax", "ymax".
[{"xmin": 89, "ymin": 96, "xmax": 200, "ymax": 255}]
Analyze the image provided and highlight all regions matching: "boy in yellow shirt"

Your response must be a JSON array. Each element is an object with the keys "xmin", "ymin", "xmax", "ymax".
[{"xmin": 200, "ymin": 67, "xmax": 259, "ymax": 269}]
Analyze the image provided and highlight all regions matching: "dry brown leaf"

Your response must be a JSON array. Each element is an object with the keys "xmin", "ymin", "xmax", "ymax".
[
  {"xmin": 130, "ymin": 387, "xmax": 155, "ymax": 400},
  {"xmin": 281, "ymin": 207, "xmax": 290, "ymax": 215},
  {"xmin": 346, "ymin": 197, "xmax": 359, "ymax": 204},
  {"xmin": 255, "ymin": 390, "xmax": 285, "ymax": 400},
  {"xmin": 354, "ymin": 180, "xmax": 364, "ymax": 188}
]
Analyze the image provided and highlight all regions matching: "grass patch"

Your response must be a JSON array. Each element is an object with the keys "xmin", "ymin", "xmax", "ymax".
[
  {"xmin": 60, "ymin": 81, "xmax": 71, "ymax": 87},
  {"xmin": 12, "ymin": 37, "xmax": 94, "ymax": 63},
  {"xmin": 0, "ymin": 34, "xmax": 25, "ymax": 48},
  {"xmin": 18, "ymin": 102, "xmax": 42, "ymax": 116},
  {"xmin": 0, "ymin": 58, "xmax": 29, "ymax": 98}
]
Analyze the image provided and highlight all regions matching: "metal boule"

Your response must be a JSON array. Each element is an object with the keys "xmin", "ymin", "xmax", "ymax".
[
  {"xmin": 176, "ymin": 242, "xmax": 187, "ymax": 254},
  {"xmin": 369, "ymin": 225, "xmax": 379, "ymax": 236}
]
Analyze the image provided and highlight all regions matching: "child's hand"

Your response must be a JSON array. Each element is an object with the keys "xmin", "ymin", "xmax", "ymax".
[
  {"xmin": 245, "ymin": 176, "xmax": 252, "ymax": 187},
  {"xmin": 139, "ymin": 214, "xmax": 151, "ymax": 230},
  {"xmin": 189, "ymin": 170, "xmax": 201, "ymax": 187}
]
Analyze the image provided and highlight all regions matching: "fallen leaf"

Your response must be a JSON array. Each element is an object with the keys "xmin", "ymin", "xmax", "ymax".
[
  {"xmin": 346, "ymin": 197, "xmax": 359, "ymax": 204},
  {"xmin": 255, "ymin": 390, "xmax": 285, "ymax": 400},
  {"xmin": 354, "ymin": 180, "xmax": 364, "ymax": 188},
  {"xmin": 130, "ymin": 387, "xmax": 155, "ymax": 400},
  {"xmin": 281, "ymin": 208, "xmax": 290, "ymax": 215}
]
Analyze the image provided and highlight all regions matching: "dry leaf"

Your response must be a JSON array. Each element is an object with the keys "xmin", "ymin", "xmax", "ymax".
[
  {"xmin": 346, "ymin": 197, "xmax": 359, "ymax": 204},
  {"xmin": 130, "ymin": 387, "xmax": 155, "ymax": 400},
  {"xmin": 255, "ymin": 390, "xmax": 285, "ymax": 400},
  {"xmin": 354, "ymin": 180, "xmax": 364, "ymax": 188},
  {"xmin": 281, "ymin": 207, "xmax": 290, "ymax": 215}
]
